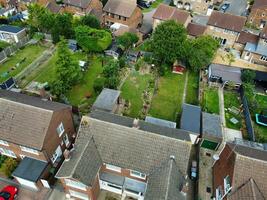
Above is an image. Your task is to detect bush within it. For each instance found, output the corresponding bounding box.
[93,77,106,93]
[2,158,18,178]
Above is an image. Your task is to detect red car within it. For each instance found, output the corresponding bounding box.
[0,186,18,200]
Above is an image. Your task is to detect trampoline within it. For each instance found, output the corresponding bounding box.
[255,114,267,126]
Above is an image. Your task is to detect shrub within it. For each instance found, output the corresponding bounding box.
[2,158,18,178]
[93,77,106,93]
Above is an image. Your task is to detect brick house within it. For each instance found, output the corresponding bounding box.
[248,0,267,29]
[56,110,193,200]
[0,90,76,188]
[241,27,267,66]
[233,31,259,51]
[103,0,142,28]
[206,11,246,47]
[212,140,267,200]
[152,4,191,29]
[62,0,102,17]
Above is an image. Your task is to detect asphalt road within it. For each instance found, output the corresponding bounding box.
[224,0,247,16]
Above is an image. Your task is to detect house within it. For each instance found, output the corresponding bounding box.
[104,42,123,59]
[0,25,26,43]
[187,22,206,38]
[233,31,259,51]
[45,1,62,14]
[213,139,267,199]
[56,110,193,200]
[0,90,76,189]
[152,4,191,29]
[91,88,121,113]
[180,103,201,144]
[201,112,223,151]
[208,64,242,87]
[103,0,142,28]
[248,0,267,29]
[241,27,267,66]
[62,0,102,17]
[206,11,246,47]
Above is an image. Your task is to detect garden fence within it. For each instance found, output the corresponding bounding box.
[239,86,255,141]
[0,36,30,63]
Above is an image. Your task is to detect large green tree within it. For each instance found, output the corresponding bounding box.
[151,20,187,64]
[102,60,120,89]
[51,39,82,97]
[75,25,112,53]
[80,14,101,29]
[187,35,219,71]
[117,32,139,50]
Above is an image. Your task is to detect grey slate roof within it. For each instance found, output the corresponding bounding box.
[209,64,242,84]
[0,25,24,33]
[0,90,70,150]
[145,158,186,200]
[145,116,177,128]
[244,42,267,57]
[180,103,201,134]
[92,88,120,112]
[202,112,223,141]
[12,157,48,182]
[56,116,192,187]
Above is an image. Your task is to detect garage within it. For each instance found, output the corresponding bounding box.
[12,157,48,191]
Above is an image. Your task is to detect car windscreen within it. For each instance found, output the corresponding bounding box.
[0,192,11,200]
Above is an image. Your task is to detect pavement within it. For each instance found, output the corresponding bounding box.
[223,0,248,16]
[224,128,243,142]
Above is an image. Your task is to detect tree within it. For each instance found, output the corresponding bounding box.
[117,32,139,50]
[93,77,106,93]
[52,13,74,43]
[187,35,219,71]
[75,26,112,53]
[241,69,256,83]
[2,158,18,178]
[102,60,120,89]
[80,15,100,29]
[50,39,82,97]
[151,20,187,65]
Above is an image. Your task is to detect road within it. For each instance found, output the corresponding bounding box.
[224,0,247,16]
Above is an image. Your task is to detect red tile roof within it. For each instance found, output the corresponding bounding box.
[187,23,206,37]
[252,0,267,10]
[237,31,259,44]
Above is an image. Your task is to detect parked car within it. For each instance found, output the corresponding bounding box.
[0,186,18,200]
[220,3,230,12]
[137,0,151,9]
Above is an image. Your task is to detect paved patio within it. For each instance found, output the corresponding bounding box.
[224,128,243,142]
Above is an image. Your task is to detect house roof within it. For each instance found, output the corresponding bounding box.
[0,25,24,33]
[251,0,267,10]
[46,1,61,13]
[228,178,265,200]
[237,31,259,45]
[56,115,192,188]
[187,23,206,37]
[103,0,137,18]
[0,90,70,150]
[202,112,223,140]
[145,116,176,128]
[244,42,267,57]
[260,26,267,39]
[209,64,242,84]
[12,157,48,182]
[180,103,201,134]
[92,88,120,112]
[63,0,92,9]
[153,4,190,25]
[207,11,246,32]
[145,158,186,200]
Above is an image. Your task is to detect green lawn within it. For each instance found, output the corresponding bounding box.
[252,94,267,142]
[142,0,164,13]
[224,91,242,130]
[202,87,219,114]
[0,44,47,83]
[149,71,185,122]
[185,71,199,105]
[121,71,154,118]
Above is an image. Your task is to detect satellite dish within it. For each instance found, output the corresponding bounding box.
[213,154,220,161]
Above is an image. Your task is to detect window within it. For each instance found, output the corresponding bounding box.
[0,147,16,158]
[69,190,89,200]
[0,140,9,146]
[106,164,121,172]
[51,145,62,163]
[56,122,65,137]
[224,175,232,194]
[130,170,146,179]
[63,134,70,146]
[65,179,87,191]
[20,146,39,155]
[260,55,267,61]
[216,187,223,200]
